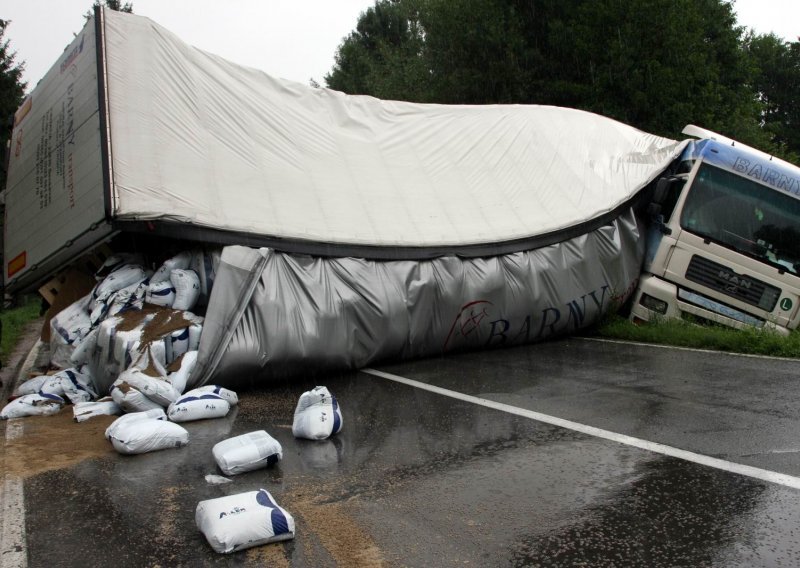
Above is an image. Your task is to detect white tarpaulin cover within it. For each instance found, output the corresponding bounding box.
[101,9,685,255]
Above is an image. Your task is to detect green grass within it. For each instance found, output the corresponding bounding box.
[0,296,42,365]
[593,314,800,358]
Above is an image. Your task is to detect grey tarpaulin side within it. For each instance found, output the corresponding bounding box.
[191,208,645,388]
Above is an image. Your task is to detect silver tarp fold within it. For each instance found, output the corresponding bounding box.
[192,209,644,388]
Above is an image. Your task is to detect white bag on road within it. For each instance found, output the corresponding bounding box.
[195,489,295,553]
[167,392,230,422]
[213,430,282,475]
[73,399,122,422]
[106,412,188,454]
[1,393,65,420]
[105,409,166,440]
[292,386,343,440]
[184,385,238,406]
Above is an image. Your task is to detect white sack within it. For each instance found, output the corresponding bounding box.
[190,248,221,306]
[70,327,99,366]
[94,253,145,281]
[108,416,189,454]
[89,299,112,328]
[12,374,51,397]
[50,294,92,345]
[39,366,98,404]
[93,265,147,304]
[164,327,190,365]
[50,294,92,367]
[108,281,147,316]
[73,398,122,422]
[212,430,282,476]
[292,386,343,440]
[113,367,180,407]
[151,251,193,284]
[170,269,200,311]
[129,347,169,378]
[1,393,64,420]
[105,408,166,439]
[167,350,198,394]
[195,489,295,553]
[110,382,164,413]
[188,323,202,352]
[185,385,238,406]
[145,281,176,307]
[167,392,230,422]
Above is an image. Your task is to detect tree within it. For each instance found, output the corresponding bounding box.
[325,0,773,151]
[0,19,26,193]
[326,1,429,101]
[745,33,800,161]
[85,0,134,19]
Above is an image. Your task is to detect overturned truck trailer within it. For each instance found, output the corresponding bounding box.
[4,8,686,388]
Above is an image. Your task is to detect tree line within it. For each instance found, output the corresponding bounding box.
[325,0,800,164]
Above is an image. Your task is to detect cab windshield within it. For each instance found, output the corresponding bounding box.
[681,163,800,275]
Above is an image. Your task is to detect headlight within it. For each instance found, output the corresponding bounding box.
[640,293,668,314]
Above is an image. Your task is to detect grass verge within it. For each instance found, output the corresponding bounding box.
[1,296,42,365]
[594,314,800,358]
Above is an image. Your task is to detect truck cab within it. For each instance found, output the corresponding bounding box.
[630,125,800,334]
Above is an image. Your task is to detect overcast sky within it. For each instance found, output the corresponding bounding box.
[3,0,799,93]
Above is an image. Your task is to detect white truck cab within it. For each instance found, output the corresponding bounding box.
[630,126,800,334]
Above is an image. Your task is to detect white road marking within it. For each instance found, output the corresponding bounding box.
[0,341,39,568]
[363,367,800,491]
[578,336,800,362]
[2,421,26,568]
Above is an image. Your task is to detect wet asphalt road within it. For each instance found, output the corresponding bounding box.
[7,336,800,567]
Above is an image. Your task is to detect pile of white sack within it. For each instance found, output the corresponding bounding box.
[1,249,220,422]
[1,260,346,556]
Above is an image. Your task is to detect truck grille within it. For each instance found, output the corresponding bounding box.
[685,255,780,312]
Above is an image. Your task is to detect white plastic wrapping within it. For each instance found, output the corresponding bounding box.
[292,386,343,440]
[1,393,65,420]
[195,489,295,553]
[212,430,282,475]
